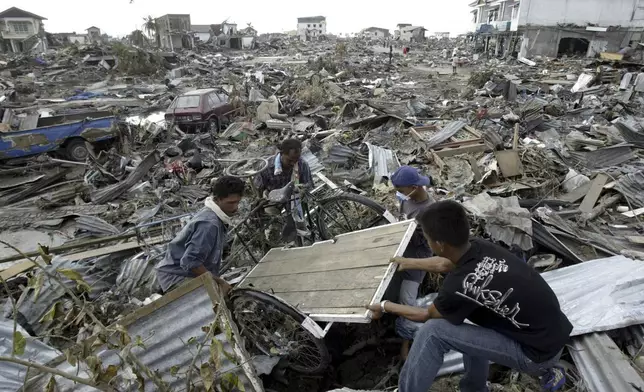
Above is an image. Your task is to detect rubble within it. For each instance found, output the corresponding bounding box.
[1,25,644,392]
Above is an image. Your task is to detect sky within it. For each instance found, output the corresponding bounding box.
[8,0,473,38]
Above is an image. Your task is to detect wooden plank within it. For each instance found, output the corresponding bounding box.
[248,245,399,277]
[579,173,609,213]
[303,307,367,315]
[495,150,524,178]
[260,222,410,263]
[0,236,166,281]
[626,236,644,245]
[623,207,644,218]
[559,182,592,203]
[435,143,486,157]
[275,288,376,311]
[239,265,387,292]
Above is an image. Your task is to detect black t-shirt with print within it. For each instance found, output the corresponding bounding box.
[433,238,573,363]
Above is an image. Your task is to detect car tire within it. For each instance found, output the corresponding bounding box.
[65,139,89,162]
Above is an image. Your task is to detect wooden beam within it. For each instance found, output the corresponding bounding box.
[579,173,609,213]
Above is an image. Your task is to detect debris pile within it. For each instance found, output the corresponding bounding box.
[1,32,644,391]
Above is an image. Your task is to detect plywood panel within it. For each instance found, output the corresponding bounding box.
[239,220,416,323]
[276,289,376,310]
[240,265,387,292]
[260,223,409,263]
[246,245,398,277]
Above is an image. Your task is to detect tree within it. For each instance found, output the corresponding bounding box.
[142,16,159,47]
[129,29,147,47]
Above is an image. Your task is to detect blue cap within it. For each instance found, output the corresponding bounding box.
[391,166,431,187]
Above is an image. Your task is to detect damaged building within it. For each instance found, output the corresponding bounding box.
[155,14,193,51]
[0,7,47,54]
[361,27,391,39]
[470,0,644,58]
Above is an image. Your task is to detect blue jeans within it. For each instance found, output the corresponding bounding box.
[399,319,563,392]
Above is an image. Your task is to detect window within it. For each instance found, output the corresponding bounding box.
[10,22,31,34]
[172,95,201,108]
[308,24,311,27]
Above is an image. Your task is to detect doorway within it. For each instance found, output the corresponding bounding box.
[558,37,590,57]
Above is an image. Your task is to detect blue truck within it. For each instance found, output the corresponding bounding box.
[0,110,118,161]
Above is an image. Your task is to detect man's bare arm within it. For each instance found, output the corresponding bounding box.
[367,302,444,322]
[191,265,209,276]
[391,256,454,273]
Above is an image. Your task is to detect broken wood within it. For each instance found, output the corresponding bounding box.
[579,173,609,213]
[578,193,622,223]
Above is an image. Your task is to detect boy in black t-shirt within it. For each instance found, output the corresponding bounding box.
[367,200,572,392]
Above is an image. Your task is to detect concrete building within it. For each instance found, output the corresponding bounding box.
[469,0,644,58]
[434,32,450,39]
[0,7,47,53]
[399,26,427,42]
[297,16,326,41]
[361,27,391,39]
[86,26,101,43]
[155,14,193,51]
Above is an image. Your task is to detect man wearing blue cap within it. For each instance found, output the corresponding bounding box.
[390,165,435,359]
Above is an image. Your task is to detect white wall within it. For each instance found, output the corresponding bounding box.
[195,32,210,42]
[297,20,326,39]
[69,35,87,44]
[519,0,644,27]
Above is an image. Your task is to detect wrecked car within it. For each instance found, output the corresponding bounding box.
[0,111,117,161]
[164,88,235,133]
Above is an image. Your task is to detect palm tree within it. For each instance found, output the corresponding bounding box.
[142,16,158,46]
[129,29,147,47]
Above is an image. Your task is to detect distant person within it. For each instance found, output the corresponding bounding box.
[253,138,314,195]
[452,54,458,75]
[389,45,394,65]
[156,176,245,294]
[368,200,572,392]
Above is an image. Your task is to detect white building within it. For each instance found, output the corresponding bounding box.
[469,0,644,58]
[192,25,211,42]
[297,16,326,41]
[361,27,391,39]
[0,7,47,53]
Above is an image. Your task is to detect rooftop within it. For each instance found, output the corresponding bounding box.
[364,27,390,32]
[86,26,100,31]
[0,6,46,20]
[298,16,326,23]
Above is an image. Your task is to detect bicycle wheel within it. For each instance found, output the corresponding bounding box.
[224,158,269,178]
[229,289,330,375]
[316,192,390,240]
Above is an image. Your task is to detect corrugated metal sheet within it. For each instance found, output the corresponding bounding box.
[74,215,120,235]
[0,319,61,392]
[614,120,644,148]
[570,333,644,392]
[30,282,263,391]
[301,148,324,174]
[615,170,644,208]
[115,247,164,298]
[365,143,399,186]
[424,121,467,149]
[567,145,635,169]
[531,220,585,264]
[544,256,644,336]
[12,254,126,336]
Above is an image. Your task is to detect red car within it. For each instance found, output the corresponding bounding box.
[165,88,235,133]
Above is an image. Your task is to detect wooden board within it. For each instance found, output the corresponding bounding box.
[0,236,166,281]
[579,173,609,213]
[238,220,416,323]
[495,150,524,178]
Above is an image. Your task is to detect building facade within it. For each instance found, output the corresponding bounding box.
[400,26,426,42]
[361,27,391,39]
[469,0,644,58]
[0,7,47,53]
[86,26,101,43]
[297,16,326,41]
[155,14,192,50]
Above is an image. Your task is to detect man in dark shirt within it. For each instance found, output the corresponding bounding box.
[253,138,314,195]
[368,200,572,392]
